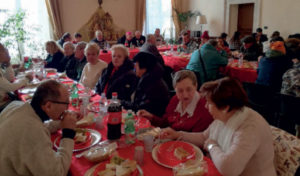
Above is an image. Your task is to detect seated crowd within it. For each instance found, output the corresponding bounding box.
[0,26,300,176]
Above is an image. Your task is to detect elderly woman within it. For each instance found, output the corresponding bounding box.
[138,70,213,132]
[0,43,33,112]
[57,41,75,72]
[96,44,137,100]
[161,77,276,176]
[45,41,64,70]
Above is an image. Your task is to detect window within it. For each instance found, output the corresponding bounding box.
[0,0,50,63]
[144,0,175,40]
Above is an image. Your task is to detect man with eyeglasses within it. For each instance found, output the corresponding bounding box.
[0,80,77,176]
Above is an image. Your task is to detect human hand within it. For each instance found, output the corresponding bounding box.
[204,138,218,151]
[25,73,33,82]
[160,127,180,140]
[61,111,78,130]
[137,109,153,119]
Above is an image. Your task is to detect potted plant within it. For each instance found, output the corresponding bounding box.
[0,10,43,64]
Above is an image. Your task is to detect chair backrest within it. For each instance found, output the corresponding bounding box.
[276,93,300,134]
[271,126,300,176]
[242,82,279,125]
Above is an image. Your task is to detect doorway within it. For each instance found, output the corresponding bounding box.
[237,3,254,37]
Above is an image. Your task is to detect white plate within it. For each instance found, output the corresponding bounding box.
[54,129,101,152]
[19,87,37,94]
[151,141,204,169]
[84,162,143,176]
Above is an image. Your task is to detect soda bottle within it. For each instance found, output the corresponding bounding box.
[71,83,79,107]
[107,92,122,140]
[124,110,135,144]
[24,58,32,69]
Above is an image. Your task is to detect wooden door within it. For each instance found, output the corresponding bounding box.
[238,3,254,37]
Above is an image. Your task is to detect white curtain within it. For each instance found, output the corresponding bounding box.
[144,0,175,39]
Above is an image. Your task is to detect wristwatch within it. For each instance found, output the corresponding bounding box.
[207,143,217,151]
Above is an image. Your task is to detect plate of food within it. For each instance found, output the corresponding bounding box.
[136,127,161,141]
[152,141,203,168]
[54,128,101,152]
[84,155,143,176]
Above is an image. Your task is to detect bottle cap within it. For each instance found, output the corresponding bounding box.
[112,92,118,97]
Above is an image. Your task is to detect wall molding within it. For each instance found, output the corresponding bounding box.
[224,0,261,34]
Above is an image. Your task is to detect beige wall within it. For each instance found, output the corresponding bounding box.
[59,0,136,37]
[185,0,300,39]
[184,0,225,37]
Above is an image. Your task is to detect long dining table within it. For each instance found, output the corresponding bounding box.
[17,73,222,176]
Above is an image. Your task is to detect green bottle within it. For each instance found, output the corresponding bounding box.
[124,110,135,144]
[71,83,79,107]
[24,58,32,69]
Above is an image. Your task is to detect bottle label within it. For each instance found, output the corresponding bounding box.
[108,112,122,125]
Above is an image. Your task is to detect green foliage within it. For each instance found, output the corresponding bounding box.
[174,9,195,22]
[0,10,43,63]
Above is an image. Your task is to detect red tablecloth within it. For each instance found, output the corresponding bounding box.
[220,60,258,83]
[98,46,178,64]
[19,73,221,176]
[162,54,190,72]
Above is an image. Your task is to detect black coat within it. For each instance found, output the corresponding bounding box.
[132,36,146,47]
[65,56,87,81]
[122,63,170,117]
[57,54,73,72]
[96,59,137,101]
[117,35,134,47]
[45,51,64,70]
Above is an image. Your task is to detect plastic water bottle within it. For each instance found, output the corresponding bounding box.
[99,93,107,114]
[124,110,135,144]
[238,56,244,68]
[71,84,79,107]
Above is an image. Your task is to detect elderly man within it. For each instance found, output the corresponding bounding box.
[0,80,77,175]
[140,34,173,90]
[154,28,165,46]
[65,42,87,80]
[132,31,146,47]
[91,30,109,49]
[178,32,198,54]
[58,42,75,72]
[118,32,134,47]
[0,43,33,112]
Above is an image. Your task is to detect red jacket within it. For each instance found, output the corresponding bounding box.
[151,95,214,132]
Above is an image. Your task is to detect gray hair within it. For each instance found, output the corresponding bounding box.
[146,34,155,42]
[63,41,75,49]
[95,30,103,36]
[31,80,63,106]
[173,70,198,88]
[111,44,129,58]
[76,41,87,50]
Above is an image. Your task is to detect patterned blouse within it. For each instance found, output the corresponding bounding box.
[281,62,300,97]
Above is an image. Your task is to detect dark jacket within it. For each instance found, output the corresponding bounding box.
[132,35,146,47]
[57,54,74,72]
[117,35,134,47]
[65,56,87,81]
[57,39,64,48]
[122,63,170,117]
[90,38,108,49]
[252,33,268,44]
[240,43,263,61]
[140,43,173,90]
[96,59,137,101]
[45,51,64,70]
[256,51,293,91]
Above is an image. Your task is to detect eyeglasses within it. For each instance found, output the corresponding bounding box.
[49,100,70,105]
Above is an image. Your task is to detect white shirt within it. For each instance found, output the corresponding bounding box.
[0,65,28,106]
[175,91,200,117]
[80,60,107,89]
